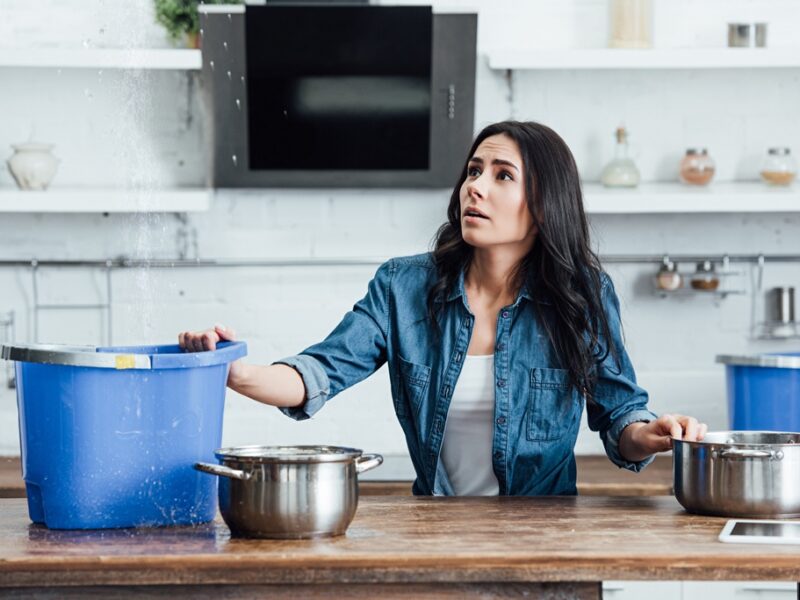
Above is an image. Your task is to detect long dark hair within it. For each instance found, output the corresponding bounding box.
[427,121,618,401]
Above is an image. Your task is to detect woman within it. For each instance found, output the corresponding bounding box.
[180,121,707,496]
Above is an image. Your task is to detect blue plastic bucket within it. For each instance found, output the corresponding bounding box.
[2,341,247,529]
[717,353,800,431]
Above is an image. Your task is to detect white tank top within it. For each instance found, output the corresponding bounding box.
[440,354,500,496]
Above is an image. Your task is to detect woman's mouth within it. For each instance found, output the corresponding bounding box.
[463,207,489,221]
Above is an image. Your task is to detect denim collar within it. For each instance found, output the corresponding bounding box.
[445,267,534,307]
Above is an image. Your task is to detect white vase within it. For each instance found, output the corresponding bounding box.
[7,143,60,190]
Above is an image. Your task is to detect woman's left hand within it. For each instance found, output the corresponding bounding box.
[621,414,708,461]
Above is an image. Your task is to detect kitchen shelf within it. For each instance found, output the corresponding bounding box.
[0,188,211,213]
[0,48,201,70]
[488,48,800,70]
[655,288,745,299]
[583,182,800,214]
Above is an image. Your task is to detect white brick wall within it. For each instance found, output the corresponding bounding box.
[1,0,799,458]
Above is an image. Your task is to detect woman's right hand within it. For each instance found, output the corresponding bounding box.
[178,324,235,353]
[178,324,245,386]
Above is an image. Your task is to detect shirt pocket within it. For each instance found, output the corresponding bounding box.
[526,367,581,441]
[396,356,431,418]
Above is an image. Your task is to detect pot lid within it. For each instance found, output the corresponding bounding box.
[214,445,364,463]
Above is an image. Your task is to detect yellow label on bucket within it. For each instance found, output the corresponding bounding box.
[115,355,136,370]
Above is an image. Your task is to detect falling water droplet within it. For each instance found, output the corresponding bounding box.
[235,98,241,110]
[232,154,238,166]
[226,70,231,80]
[209,60,215,71]
[240,75,245,84]
[223,41,228,51]
[199,28,204,36]
[82,39,91,48]
[227,13,232,21]
[98,69,103,77]
[85,89,94,100]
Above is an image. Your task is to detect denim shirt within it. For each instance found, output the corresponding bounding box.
[275,253,657,496]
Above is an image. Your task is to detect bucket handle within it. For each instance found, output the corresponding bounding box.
[355,453,383,474]
[194,462,252,480]
[720,448,784,461]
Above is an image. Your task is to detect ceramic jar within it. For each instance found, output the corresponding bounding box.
[6,143,60,190]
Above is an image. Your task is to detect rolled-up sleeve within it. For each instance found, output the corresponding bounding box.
[273,259,393,421]
[587,275,658,472]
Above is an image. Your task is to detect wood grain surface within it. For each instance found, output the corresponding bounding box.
[0,495,798,588]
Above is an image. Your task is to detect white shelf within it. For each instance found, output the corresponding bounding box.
[583,182,800,214]
[0,188,211,213]
[0,48,201,70]
[488,48,800,70]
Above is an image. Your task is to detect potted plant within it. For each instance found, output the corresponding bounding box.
[154,0,242,49]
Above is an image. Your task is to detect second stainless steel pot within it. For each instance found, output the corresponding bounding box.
[195,445,382,539]
[674,431,800,518]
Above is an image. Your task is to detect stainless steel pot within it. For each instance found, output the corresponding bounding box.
[674,431,800,518]
[195,445,383,538]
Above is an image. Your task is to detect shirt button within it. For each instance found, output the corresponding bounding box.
[496,417,506,425]
[501,310,510,318]
[494,451,502,459]
[497,379,506,388]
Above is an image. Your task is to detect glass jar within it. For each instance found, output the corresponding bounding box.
[679,148,715,186]
[609,0,653,49]
[655,258,682,291]
[760,147,797,186]
[690,261,720,291]
[601,126,640,188]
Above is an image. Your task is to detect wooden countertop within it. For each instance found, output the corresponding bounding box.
[0,495,798,589]
[0,454,674,498]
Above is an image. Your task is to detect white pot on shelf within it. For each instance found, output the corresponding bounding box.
[6,143,60,190]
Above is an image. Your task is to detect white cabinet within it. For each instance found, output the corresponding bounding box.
[603,581,682,599]
[684,581,798,600]
[602,581,797,599]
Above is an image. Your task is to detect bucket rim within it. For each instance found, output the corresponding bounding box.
[1,341,247,370]
[716,353,800,369]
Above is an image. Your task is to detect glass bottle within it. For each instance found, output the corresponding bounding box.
[609,0,653,49]
[655,258,682,291]
[601,126,640,188]
[679,148,715,186]
[760,147,797,186]
[690,261,720,291]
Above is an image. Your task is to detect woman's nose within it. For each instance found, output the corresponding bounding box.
[466,178,485,199]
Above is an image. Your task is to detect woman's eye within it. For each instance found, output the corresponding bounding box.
[498,171,513,181]
[467,166,481,177]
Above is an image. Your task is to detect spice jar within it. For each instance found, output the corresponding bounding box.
[679,148,715,186]
[760,147,797,186]
[690,261,720,291]
[609,0,653,49]
[655,258,682,291]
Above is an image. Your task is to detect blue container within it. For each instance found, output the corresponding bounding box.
[718,353,800,432]
[2,341,247,530]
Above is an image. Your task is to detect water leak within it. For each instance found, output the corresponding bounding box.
[231,154,238,167]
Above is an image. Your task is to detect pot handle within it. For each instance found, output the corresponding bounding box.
[719,448,784,460]
[355,453,384,474]
[194,462,252,480]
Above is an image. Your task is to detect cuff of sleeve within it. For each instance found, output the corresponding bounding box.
[271,354,330,421]
[603,409,660,473]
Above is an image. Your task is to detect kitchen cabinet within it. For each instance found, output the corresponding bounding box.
[1,496,798,598]
[603,581,681,599]
[684,581,798,599]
